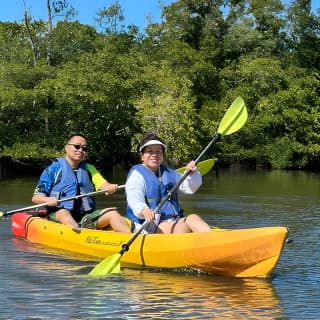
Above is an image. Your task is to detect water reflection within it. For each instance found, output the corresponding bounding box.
[1,169,320,319]
[3,219,286,319]
[109,269,286,319]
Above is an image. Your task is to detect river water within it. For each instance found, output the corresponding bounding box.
[0,166,319,319]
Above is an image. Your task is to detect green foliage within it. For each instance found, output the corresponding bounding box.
[94,1,125,34]
[286,0,320,69]
[257,137,308,169]
[234,69,320,168]
[0,0,319,170]
[48,21,99,65]
[0,143,62,159]
[132,61,198,162]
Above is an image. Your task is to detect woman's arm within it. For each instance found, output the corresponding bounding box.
[126,170,149,219]
[178,161,202,194]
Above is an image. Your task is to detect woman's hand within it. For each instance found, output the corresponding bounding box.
[141,208,155,222]
[185,160,197,175]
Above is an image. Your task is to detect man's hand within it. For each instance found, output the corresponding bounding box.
[104,183,118,195]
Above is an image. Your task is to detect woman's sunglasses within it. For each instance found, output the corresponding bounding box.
[67,144,88,152]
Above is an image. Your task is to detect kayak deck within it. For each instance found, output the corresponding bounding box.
[12,212,288,277]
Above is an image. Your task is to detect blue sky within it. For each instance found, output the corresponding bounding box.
[0,0,319,31]
[0,0,175,30]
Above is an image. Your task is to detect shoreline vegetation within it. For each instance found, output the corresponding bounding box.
[1,154,316,182]
[0,1,319,172]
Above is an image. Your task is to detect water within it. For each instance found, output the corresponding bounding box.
[0,167,319,319]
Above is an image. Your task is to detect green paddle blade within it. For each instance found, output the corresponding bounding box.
[176,158,216,176]
[218,97,247,136]
[88,253,121,277]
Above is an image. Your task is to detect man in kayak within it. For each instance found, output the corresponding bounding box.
[32,134,131,232]
[125,133,212,234]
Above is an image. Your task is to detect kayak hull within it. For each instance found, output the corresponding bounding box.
[11,212,288,277]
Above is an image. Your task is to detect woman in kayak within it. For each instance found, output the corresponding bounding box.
[126,133,211,234]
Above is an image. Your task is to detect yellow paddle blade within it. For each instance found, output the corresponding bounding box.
[88,253,121,277]
[195,158,215,175]
[218,97,247,136]
[176,158,216,176]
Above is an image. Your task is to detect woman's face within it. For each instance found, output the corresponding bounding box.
[141,144,164,172]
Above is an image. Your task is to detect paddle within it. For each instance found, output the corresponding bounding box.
[88,96,247,277]
[0,159,213,220]
[176,158,215,176]
[0,185,125,219]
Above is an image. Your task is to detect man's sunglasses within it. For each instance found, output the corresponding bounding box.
[67,144,88,152]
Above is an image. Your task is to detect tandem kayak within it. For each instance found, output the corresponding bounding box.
[11,212,288,278]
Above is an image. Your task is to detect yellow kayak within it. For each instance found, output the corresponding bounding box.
[12,212,288,277]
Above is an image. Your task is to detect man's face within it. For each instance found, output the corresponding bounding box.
[65,136,88,163]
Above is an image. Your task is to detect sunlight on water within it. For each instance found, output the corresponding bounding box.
[0,168,319,319]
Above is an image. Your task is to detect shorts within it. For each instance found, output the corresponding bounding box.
[47,207,118,229]
[132,221,158,234]
[132,217,181,234]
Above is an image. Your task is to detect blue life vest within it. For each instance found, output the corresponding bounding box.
[49,158,95,213]
[127,164,183,224]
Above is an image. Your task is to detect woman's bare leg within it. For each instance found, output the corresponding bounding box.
[184,214,211,232]
[158,219,191,234]
[158,214,211,233]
